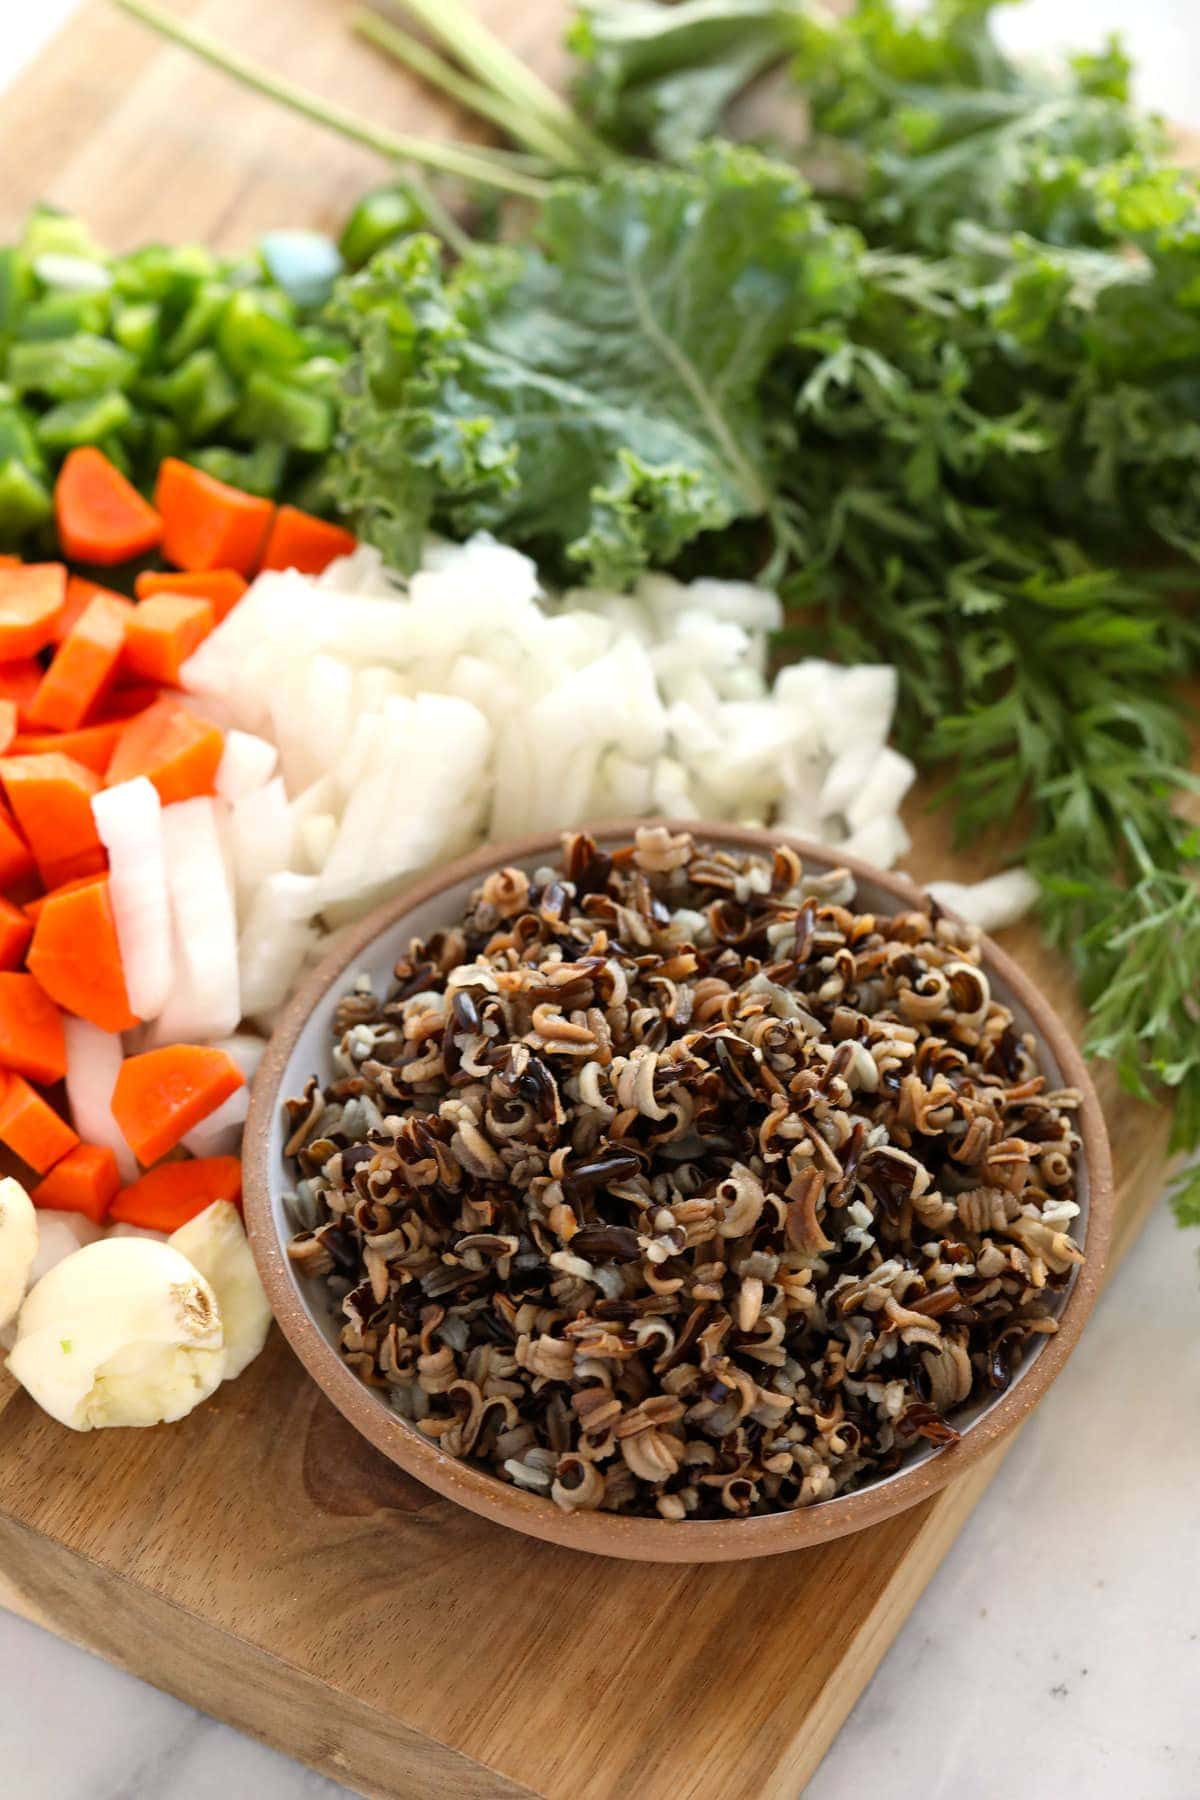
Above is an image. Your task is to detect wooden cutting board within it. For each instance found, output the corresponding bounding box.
[0,3,1181,1795]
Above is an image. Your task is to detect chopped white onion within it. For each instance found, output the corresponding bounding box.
[62,1016,136,1183]
[180,1085,250,1158]
[90,778,172,1021]
[926,869,1040,934]
[215,730,278,802]
[209,1033,267,1085]
[181,535,917,978]
[228,776,292,902]
[153,800,241,1043]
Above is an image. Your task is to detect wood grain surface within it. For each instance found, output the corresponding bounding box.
[0,3,1181,1796]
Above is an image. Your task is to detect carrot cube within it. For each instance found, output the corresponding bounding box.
[124,594,214,685]
[27,875,137,1034]
[0,1073,79,1173]
[0,894,33,968]
[260,506,356,576]
[0,971,67,1084]
[0,564,66,659]
[112,1045,244,1166]
[109,1156,243,1231]
[31,1142,121,1224]
[0,752,105,888]
[105,697,222,806]
[27,590,132,732]
[154,458,274,576]
[134,567,248,622]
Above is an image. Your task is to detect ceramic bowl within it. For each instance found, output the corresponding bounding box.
[243,822,1113,1563]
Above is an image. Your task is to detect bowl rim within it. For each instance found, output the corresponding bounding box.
[243,820,1114,1563]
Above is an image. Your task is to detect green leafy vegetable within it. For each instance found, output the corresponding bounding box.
[330,147,856,584]
[102,0,1200,1202]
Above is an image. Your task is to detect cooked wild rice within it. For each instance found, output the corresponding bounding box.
[283,828,1083,1520]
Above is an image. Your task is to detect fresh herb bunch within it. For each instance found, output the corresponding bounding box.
[114,0,1200,1204]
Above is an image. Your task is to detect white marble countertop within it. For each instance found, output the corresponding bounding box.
[2,4,1200,1797]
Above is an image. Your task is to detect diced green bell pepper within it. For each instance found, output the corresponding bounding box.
[36,390,134,449]
[337,187,424,269]
[141,347,238,435]
[189,440,287,496]
[0,457,53,537]
[8,332,134,397]
[234,369,333,452]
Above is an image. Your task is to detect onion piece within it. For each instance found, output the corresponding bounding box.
[229,776,292,903]
[153,799,241,1043]
[927,870,1040,934]
[215,730,278,802]
[90,778,173,1021]
[180,1085,250,1158]
[63,1015,137,1183]
[209,1033,267,1086]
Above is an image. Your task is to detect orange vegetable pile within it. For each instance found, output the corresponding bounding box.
[0,446,355,1234]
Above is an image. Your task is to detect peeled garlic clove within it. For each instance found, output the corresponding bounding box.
[169,1201,271,1380]
[0,1178,38,1329]
[26,1207,104,1288]
[6,1237,224,1429]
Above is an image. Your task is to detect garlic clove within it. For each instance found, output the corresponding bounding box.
[6,1237,224,1429]
[169,1200,271,1380]
[0,1178,38,1330]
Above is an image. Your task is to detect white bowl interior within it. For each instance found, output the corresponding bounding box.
[262,836,1089,1503]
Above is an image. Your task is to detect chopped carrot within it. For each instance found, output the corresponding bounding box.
[0,752,105,887]
[31,1142,120,1224]
[0,564,66,658]
[26,589,132,732]
[109,1156,243,1232]
[0,1073,79,1173]
[0,895,33,968]
[22,875,103,925]
[0,556,18,567]
[95,683,159,723]
[111,1045,244,1166]
[124,593,214,686]
[261,506,356,576]
[134,567,248,622]
[0,971,66,1084]
[0,700,16,756]
[154,458,274,576]
[0,802,35,889]
[10,720,125,778]
[27,875,137,1033]
[0,659,45,728]
[55,446,163,566]
[105,696,222,805]
[55,575,124,645]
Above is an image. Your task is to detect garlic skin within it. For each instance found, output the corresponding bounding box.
[6,1238,224,1429]
[169,1201,271,1380]
[0,1179,38,1329]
